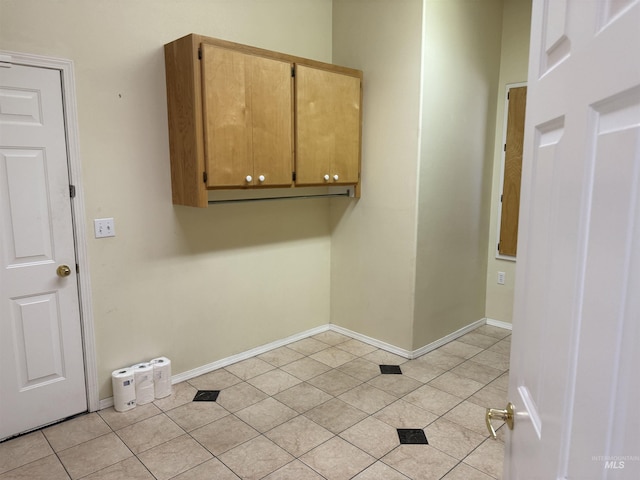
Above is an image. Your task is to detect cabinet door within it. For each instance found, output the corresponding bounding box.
[250,55,294,186]
[201,45,293,187]
[295,65,361,185]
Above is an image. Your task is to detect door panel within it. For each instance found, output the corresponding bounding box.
[0,87,43,124]
[202,45,253,187]
[541,0,570,72]
[201,45,293,187]
[2,149,52,260]
[12,293,65,386]
[296,65,361,185]
[250,55,293,186]
[506,0,640,478]
[566,87,640,477]
[0,63,86,440]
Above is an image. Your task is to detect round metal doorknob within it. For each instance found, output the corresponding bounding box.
[258,175,265,182]
[324,174,330,181]
[333,174,339,181]
[57,265,72,277]
[245,175,253,183]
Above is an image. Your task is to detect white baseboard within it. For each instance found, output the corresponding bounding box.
[485,318,513,330]
[411,318,487,358]
[327,324,413,359]
[98,318,495,410]
[170,324,331,385]
[99,324,331,410]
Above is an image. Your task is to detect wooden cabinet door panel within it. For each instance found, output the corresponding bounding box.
[202,45,293,188]
[296,65,361,185]
[201,45,252,187]
[250,55,294,186]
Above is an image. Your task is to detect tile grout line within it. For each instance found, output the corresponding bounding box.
[194,331,507,478]
[1,327,509,480]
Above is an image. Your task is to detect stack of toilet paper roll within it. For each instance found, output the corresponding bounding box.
[131,362,154,405]
[111,356,172,412]
[150,356,172,399]
[111,368,136,412]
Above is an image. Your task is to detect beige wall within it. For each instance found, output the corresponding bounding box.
[413,0,504,348]
[330,0,424,351]
[1,0,334,400]
[485,0,532,324]
[1,0,533,402]
[331,0,505,351]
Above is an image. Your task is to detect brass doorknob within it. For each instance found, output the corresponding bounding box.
[57,265,72,277]
[486,402,514,439]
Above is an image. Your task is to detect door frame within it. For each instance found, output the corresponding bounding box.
[1,50,99,413]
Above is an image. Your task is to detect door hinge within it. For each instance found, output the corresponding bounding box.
[504,144,507,152]
[203,171,208,183]
[198,47,202,60]
[507,91,510,100]
[291,66,295,78]
[501,194,503,202]
[498,242,501,251]
[69,185,76,198]
[76,264,80,274]
[292,171,296,181]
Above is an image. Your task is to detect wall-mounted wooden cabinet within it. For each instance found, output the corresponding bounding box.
[164,34,363,207]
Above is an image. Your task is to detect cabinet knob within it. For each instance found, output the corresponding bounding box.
[245,175,253,183]
[258,175,265,183]
[324,174,330,181]
[333,174,339,181]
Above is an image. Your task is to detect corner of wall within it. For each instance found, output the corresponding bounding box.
[413,0,504,349]
[484,0,532,325]
[329,0,423,352]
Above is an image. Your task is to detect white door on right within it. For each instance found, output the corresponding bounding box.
[505,0,640,479]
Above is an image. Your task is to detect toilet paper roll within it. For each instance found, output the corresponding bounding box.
[112,368,136,412]
[150,357,172,399]
[131,362,154,405]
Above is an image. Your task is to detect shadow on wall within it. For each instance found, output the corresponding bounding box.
[172,197,336,253]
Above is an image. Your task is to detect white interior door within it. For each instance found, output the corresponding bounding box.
[0,62,87,440]
[504,1,640,478]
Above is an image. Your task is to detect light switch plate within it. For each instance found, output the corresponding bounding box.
[94,218,115,238]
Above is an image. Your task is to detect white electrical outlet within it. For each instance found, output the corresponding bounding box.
[497,271,506,285]
[94,218,115,238]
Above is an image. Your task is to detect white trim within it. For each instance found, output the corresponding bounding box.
[171,324,331,384]
[99,398,114,411]
[411,318,487,358]
[99,324,332,410]
[495,81,527,262]
[496,252,517,263]
[327,324,413,359]
[98,319,492,410]
[486,317,513,330]
[1,50,100,412]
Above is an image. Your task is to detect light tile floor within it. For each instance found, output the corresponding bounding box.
[0,324,511,480]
